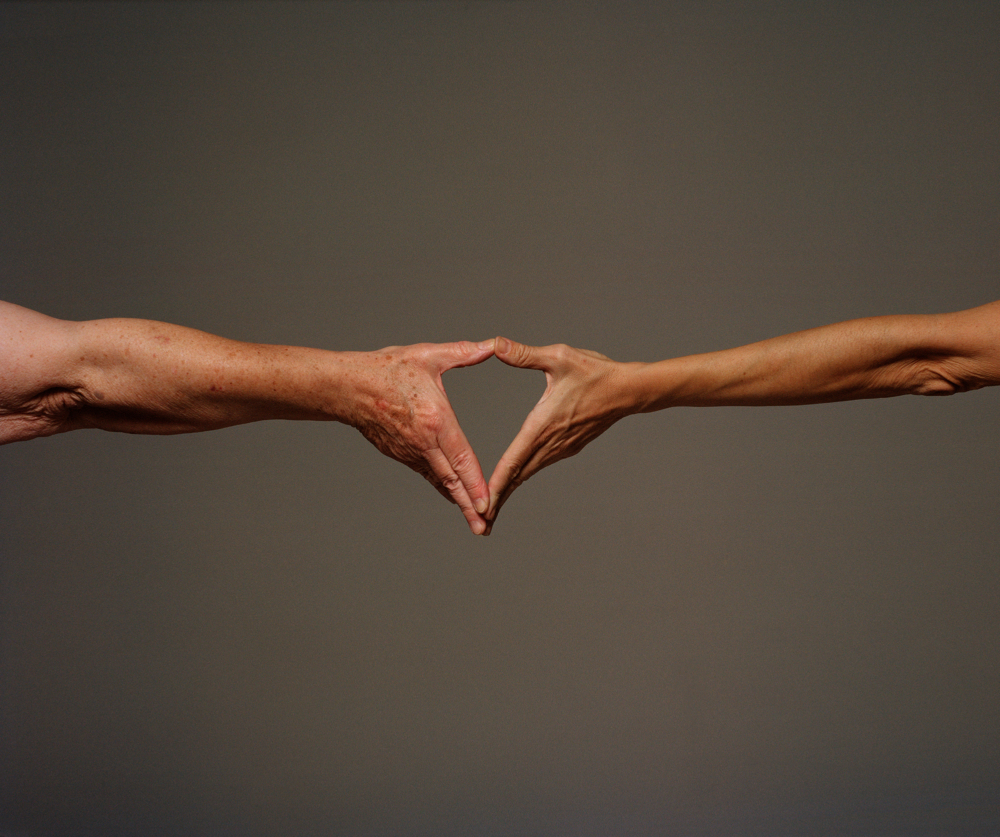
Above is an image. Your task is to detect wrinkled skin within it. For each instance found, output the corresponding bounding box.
[0,300,497,535]
[344,340,496,535]
[484,337,639,535]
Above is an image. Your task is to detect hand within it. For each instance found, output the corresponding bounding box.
[345,339,495,535]
[485,337,639,534]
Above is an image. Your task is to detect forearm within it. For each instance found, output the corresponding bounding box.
[3,301,494,531]
[629,303,1000,412]
[0,312,370,442]
[66,318,367,434]
[483,303,1000,530]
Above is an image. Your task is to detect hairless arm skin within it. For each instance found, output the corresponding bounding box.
[0,301,495,534]
[485,300,1000,533]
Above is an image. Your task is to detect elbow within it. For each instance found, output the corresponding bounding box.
[0,387,87,443]
[909,358,985,397]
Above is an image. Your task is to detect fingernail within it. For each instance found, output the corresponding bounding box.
[478,338,495,351]
[497,337,511,354]
[472,519,485,535]
[474,497,488,514]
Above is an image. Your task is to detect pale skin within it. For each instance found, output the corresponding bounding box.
[0,301,495,534]
[485,300,1000,534]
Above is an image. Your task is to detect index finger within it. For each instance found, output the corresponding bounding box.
[438,408,491,512]
[483,408,546,533]
[424,444,488,535]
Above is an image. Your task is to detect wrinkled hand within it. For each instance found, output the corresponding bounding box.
[346,339,495,535]
[485,337,639,534]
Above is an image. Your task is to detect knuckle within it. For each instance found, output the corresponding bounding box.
[505,340,526,361]
[499,461,525,489]
[552,343,572,361]
[416,406,444,436]
[410,344,437,365]
[448,446,476,474]
[440,472,463,492]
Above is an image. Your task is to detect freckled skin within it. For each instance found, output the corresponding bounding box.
[0,301,495,534]
[322,342,496,532]
[19,297,995,536]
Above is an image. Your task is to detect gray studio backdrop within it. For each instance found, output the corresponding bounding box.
[2,3,998,835]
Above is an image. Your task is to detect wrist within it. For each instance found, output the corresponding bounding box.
[186,343,364,427]
[318,350,397,429]
[633,355,721,411]
[608,361,657,417]
[616,361,662,414]
[300,349,371,426]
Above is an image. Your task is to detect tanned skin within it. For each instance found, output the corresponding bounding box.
[0,301,495,535]
[485,301,1000,533]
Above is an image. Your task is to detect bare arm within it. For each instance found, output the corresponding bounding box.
[633,301,1000,409]
[0,301,494,534]
[486,301,1000,532]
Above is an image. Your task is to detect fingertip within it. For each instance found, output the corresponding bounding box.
[444,339,494,369]
[484,485,501,519]
[495,337,543,370]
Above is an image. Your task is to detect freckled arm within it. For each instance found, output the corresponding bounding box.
[0,300,495,534]
[64,317,361,435]
[0,302,359,440]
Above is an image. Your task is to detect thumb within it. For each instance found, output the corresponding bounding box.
[494,337,548,371]
[436,338,496,372]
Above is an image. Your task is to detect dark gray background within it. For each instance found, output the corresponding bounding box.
[2,2,998,835]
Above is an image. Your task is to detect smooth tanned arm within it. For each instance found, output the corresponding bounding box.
[632,301,1000,410]
[485,301,1000,532]
[0,301,495,534]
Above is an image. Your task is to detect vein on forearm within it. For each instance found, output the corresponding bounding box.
[636,309,1000,411]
